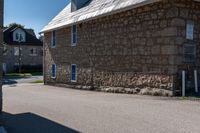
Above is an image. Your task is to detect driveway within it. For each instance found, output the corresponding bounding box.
[2,76,43,85]
[2,84,200,133]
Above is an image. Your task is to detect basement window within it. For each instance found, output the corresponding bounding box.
[51,31,56,48]
[52,64,56,79]
[71,64,77,82]
[71,25,77,46]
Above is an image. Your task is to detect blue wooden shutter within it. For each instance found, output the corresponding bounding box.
[71,64,76,81]
[72,25,77,45]
[52,64,56,79]
[52,31,56,47]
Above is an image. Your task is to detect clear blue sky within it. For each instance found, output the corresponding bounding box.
[4,0,69,37]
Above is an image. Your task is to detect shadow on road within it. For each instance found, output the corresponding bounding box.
[2,79,18,85]
[2,75,43,85]
[1,112,80,133]
[2,76,31,85]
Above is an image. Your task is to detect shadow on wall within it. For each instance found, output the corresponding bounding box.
[1,112,80,133]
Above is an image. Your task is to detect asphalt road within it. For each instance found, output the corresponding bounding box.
[2,84,200,133]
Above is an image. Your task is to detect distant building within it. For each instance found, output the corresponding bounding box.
[3,25,43,73]
[41,0,200,96]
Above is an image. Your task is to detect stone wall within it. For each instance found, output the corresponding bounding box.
[172,1,200,92]
[44,0,200,96]
[0,0,3,113]
[3,45,43,72]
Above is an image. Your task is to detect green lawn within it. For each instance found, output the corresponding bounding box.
[6,72,43,77]
[178,96,200,100]
[31,80,44,84]
[6,73,32,77]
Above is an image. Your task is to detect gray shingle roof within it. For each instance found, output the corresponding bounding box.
[41,0,161,33]
[41,0,200,33]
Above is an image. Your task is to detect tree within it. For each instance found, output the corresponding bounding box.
[7,23,25,28]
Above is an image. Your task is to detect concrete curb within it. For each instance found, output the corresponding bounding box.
[0,127,7,133]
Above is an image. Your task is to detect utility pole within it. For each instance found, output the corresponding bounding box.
[18,34,23,73]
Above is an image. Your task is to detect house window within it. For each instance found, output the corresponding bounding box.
[15,33,19,40]
[51,31,56,48]
[186,21,194,40]
[71,64,77,82]
[30,48,38,56]
[71,25,77,46]
[14,47,22,56]
[14,47,19,56]
[13,29,26,42]
[52,64,56,79]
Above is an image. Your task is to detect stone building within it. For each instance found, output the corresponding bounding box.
[41,0,200,96]
[0,0,3,112]
[3,25,43,73]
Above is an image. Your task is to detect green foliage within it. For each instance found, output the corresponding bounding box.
[6,73,32,77]
[179,96,200,100]
[31,80,44,84]
[7,23,25,28]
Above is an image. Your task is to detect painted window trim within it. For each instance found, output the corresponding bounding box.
[14,47,21,56]
[51,64,56,79]
[13,29,26,42]
[51,31,56,48]
[71,25,77,47]
[71,64,77,82]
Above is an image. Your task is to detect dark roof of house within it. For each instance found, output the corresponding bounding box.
[4,26,43,46]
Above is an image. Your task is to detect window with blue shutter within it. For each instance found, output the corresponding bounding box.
[52,64,56,79]
[51,31,56,48]
[71,64,77,81]
[71,25,77,46]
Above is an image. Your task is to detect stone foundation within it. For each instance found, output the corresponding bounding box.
[46,72,175,96]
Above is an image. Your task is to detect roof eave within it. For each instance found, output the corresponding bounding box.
[40,0,161,34]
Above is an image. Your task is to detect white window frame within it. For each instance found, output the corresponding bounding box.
[14,47,19,56]
[13,29,26,42]
[71,25,77,46]
[51,31,56,48]
[51,64,56,79]
[71,64,77,82]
